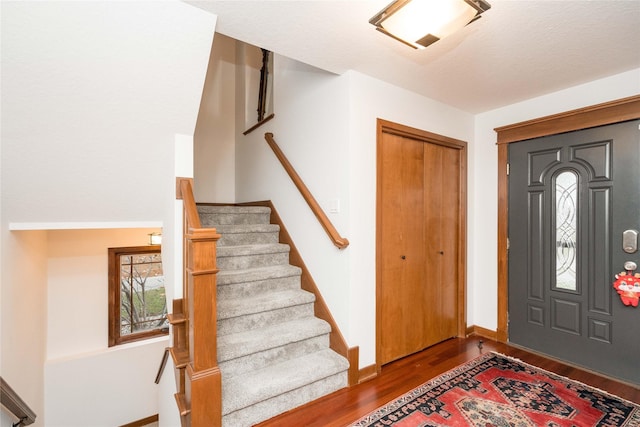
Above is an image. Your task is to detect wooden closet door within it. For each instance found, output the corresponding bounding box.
[377,121,465,366]
[378,132,427,365]
[424,142,460,344]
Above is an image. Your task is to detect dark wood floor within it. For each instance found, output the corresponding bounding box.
[256,336,640,427]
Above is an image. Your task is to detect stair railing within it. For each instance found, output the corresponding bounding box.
[172,177,222,427]
[264,133,349,249]
[1,377,37,426]
[154,347,170,384]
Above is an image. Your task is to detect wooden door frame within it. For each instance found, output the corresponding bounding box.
[494,95,640,342]
[376,119,468,370]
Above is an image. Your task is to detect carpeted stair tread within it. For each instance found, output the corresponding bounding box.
[217,243,290,257]
[218,289,315,320]
[217,266,302,300]
[222,349,349,415]
[218,335,329,380]
[221,372,346,426]
[198,205,271,226]
[217,317,330,363]
[217,243,291,269]
[198,205,271,215]
[213,223,279,234]
[217,265,301,286]
[213,223,280,246]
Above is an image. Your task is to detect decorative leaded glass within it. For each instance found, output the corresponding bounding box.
[555,171,577,290]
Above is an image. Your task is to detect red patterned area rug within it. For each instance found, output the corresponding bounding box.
[351,352,640,427]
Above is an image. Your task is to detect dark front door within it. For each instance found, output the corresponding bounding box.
[508,119,640,385]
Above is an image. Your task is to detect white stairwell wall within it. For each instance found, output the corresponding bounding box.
[1,1,216,425]
[197,39,475,370]
[43,229,165,426]
[194,33,237,204]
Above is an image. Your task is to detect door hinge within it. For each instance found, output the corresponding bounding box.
[506,163,510,176]
[507,237,510,250]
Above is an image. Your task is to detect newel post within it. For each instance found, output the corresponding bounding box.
[185,227,222,426]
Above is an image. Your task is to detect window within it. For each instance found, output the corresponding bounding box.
[108,245,168,346]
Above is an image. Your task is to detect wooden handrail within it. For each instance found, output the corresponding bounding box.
[1,377,36,426]
[155,348,170,384]
[177,178,202,230]
[264,133,349,249]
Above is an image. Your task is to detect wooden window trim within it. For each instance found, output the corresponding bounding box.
[108,245,167,347]
[494,94,640,343]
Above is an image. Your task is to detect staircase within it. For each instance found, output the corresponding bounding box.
[197,205,350,427]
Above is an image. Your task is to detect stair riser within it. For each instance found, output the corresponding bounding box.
[222,372,348,426]
[217,304,315,336]
[217,252,289,270]
[200,213,270,226]
[217,232,279,247]
[218,275,301,300]
[219,334,330,378]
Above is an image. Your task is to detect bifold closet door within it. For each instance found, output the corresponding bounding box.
[378,131,459,365]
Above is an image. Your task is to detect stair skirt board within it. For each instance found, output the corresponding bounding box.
[196,204,350,427]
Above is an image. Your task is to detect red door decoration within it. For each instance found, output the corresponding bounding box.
[613,272,640,307]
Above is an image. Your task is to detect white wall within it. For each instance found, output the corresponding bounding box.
[346,71,474,367]
[233,55,474,368]
[1,0,213,224]
[194,33,237,203]
[157,133,196,427]
[235,55,352,341]
[1,1,216,425]
[45,337,167,427]
[44,228,166,426]
[46,229,160,358]
[471,68,640,331]
[0,231,48,427]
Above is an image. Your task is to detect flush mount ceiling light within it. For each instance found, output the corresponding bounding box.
[370,0,491,49]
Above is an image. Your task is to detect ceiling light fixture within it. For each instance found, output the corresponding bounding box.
[370,0,491,49]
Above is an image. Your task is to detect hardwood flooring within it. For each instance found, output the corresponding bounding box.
[255,336,640,427]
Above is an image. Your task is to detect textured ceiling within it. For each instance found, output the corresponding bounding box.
[189,0,640,114]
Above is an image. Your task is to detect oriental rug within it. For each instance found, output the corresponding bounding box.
[351,352,640,427]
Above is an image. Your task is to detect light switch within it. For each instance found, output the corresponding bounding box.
[329,199,340,213]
